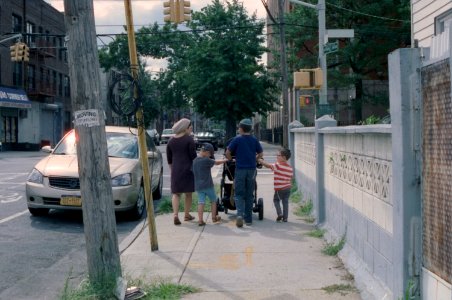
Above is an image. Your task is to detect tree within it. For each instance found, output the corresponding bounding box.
[181,0,279,138]
[285,0,410,122]
[98,1,279,137]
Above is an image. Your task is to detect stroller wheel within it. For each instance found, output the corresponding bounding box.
[258,198,264,220]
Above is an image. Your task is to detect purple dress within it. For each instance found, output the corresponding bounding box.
[166,134,197,193]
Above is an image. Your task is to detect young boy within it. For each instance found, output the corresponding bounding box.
[258,148,293,222]
[193,143,227,226]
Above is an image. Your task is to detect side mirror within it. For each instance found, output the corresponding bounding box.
[41,145,53,153]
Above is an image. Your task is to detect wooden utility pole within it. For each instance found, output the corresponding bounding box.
[63,0,122,286]
[124,0,159,250]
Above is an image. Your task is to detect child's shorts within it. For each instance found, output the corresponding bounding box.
[197,187,217,205]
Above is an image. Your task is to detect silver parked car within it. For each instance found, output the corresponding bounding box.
[160,128,175,144]
[25,126,163,220]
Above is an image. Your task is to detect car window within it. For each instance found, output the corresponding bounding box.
[53,131,77,155]
[106,133,138,159]
[162,129,173,134]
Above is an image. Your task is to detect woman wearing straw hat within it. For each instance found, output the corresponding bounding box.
[166,118,197,225]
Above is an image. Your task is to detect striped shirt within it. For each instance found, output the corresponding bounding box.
[270,162,293,191]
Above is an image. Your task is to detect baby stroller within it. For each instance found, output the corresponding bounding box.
[217,150,264,220]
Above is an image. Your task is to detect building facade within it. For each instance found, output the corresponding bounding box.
[0,0,70,150]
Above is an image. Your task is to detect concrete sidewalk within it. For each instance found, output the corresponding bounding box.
[120,173,362,299]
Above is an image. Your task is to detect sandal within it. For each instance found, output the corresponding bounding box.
[198,221,206,226]
[212,215,221,223]
[174,216,181,225]
[184,214,195,221]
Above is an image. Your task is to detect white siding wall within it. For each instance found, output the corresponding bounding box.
[412,0,452,47]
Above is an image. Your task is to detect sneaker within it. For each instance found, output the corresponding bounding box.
[283,219,288,222]
[245,222,252,226]
[276,215,283,222]
[236,216,243,228]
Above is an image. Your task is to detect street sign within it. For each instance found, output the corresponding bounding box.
[324,41,338,55]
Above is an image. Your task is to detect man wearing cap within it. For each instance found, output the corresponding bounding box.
[225,118,263,227]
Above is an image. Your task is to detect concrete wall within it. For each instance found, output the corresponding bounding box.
[291,125,394,299]
[288,48,427,300]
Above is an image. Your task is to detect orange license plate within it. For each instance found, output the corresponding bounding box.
[60,196,82,206]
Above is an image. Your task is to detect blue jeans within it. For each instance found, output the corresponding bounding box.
[234,168,256,223]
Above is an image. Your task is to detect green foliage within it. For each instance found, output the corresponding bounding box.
[294,200,313,217]
[307,228,326,238]
[289,191,302,204]
[290,179,298,194]
[358,115,381,125]
[99,1,279,138]
[60,277,117,300]
[61,277,199,300]
[322,235,346,256]
[322,284,357,296]
[285,0,411,122]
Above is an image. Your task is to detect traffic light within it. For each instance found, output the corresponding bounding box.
[10,42,29,62]
[293,68,323,89]
[10,43,19,61]
[164,0,191,24]
[23,43,30,62]
[177,0,191,23]
[163,0,177,23]
[299,95,313,108]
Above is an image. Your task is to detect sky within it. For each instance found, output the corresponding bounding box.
[45,0,267,70]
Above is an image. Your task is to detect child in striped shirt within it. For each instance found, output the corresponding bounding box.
[258,148,293,222]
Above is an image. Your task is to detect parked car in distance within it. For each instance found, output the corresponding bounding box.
[147,129,160,146]
[160,128,175,144]
[212,129,226,148]
[194,131,220,151]
[25,126,164,220]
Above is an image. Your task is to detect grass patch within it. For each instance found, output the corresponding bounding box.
[60,277,117,300]
[322,236,346,256]
[294,200,313,217]
[307,228,326,238]
[322,284,357,296]
[289,191,302,204]
[61,277,199,300]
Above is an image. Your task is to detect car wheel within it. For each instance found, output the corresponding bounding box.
[130,185,146,220]
[28,207,50,216]
[152,170,163,200]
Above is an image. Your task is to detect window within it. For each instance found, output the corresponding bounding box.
[53,71,57,93]
[58,73,63,95]
[435,9,452,34]
[64,75,70,97]
[12,14,22,33]
[26,22,36,45]
[13,63,22,87]
[27,65,36,90]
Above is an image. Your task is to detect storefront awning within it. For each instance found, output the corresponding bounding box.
[0,87,32,109]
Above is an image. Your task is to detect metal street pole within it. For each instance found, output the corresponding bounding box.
[124,0,158,251]
[279,0,290,147]
[289,0,327,105]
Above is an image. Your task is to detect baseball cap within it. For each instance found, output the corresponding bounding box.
[239,118,252,126]
[201,143,215,158]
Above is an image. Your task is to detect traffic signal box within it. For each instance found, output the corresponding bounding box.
[10,42,29,62]
[164,0,191,24]
[299,95,313,108]
[293,68,323,89]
